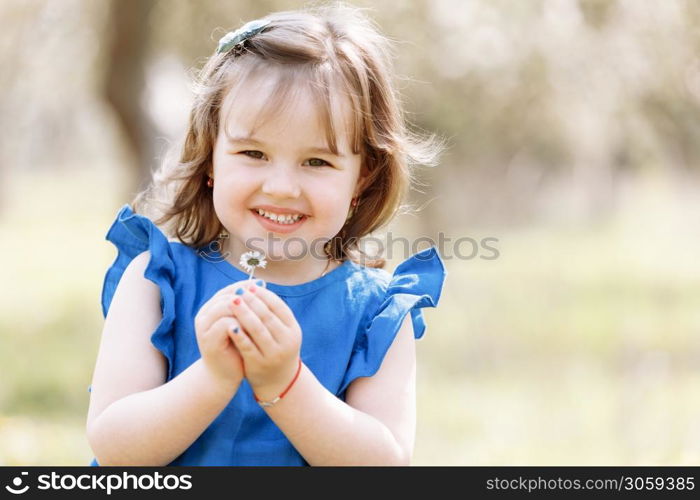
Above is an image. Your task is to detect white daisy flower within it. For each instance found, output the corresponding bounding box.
[240,250,267,280]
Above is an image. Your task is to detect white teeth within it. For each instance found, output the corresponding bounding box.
[255,209,303,224]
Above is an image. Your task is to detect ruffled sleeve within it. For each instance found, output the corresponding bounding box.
[337,246,446,396]
[98,204,177,381]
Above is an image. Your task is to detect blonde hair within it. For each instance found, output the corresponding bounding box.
[133,2,443,268]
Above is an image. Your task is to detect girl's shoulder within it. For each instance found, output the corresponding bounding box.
[104,204,202,264]
[349,247,446,295]
[101,204,205,312]
[334,246,447,396]
[345,247,447,325]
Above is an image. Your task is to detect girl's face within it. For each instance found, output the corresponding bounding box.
[211,75,366,263]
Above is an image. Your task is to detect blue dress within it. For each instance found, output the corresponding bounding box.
[88,204,446,466]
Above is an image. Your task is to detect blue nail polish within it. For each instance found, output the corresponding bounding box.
[255,279,265,287]
[235,288,245,295]
[232,326,239,334]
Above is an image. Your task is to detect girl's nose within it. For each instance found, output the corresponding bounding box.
[261,164,301,198]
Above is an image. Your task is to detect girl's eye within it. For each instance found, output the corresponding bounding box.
[306,158,332,168]
[241,150,265,160]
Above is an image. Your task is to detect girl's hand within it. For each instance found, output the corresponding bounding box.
[194,280,255,388]
[228,281,302,401]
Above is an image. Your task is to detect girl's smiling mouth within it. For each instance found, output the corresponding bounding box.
[250,208,308,233]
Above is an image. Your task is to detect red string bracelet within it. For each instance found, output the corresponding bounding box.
[254,358,303,408]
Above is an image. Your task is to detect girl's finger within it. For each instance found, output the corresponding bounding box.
[249,285,296,329]
[226,278,267,295]
[231,293,276,356]
[205,316,240,351]
[197,291,241,333]
[240,285,288,343]
[214,279,258,298]
[228,320,262,363]
[202,278,261,314]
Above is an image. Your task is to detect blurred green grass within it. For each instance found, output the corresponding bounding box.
[1,170,700,465]
[0,168,125,465]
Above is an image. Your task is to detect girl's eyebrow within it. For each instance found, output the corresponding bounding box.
[227,135,345,158]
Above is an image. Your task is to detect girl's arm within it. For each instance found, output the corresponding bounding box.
[86,251,242,466]
[257,315,416,466]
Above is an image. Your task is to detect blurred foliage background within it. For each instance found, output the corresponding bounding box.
[2,0,700,465]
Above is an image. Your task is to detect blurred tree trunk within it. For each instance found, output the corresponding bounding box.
[103,0,156,195]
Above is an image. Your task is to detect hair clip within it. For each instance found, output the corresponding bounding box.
[217,19,271,54]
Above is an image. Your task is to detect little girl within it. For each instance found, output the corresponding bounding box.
[86,3,446,466]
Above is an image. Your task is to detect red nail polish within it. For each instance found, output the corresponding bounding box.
[233,297,241,306]
[249,286,256,293]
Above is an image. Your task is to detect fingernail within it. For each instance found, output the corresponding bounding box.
[233,297,241,306]
[255,279,265,287]
[235,288,245,295]
[249,285,256,293]
[231,326,239,334]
